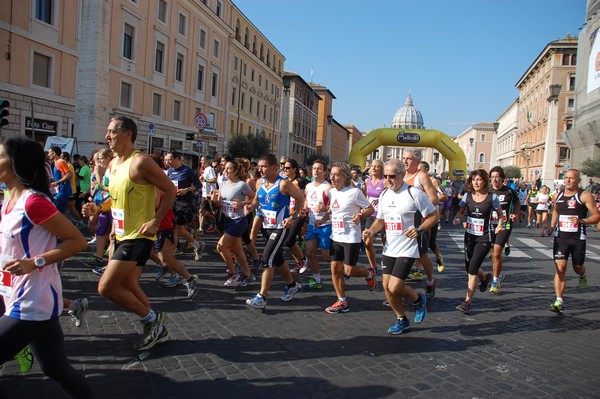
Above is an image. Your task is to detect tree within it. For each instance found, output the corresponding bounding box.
[580,157,600,177]
[504,165,522,180]
[226,132,272,160]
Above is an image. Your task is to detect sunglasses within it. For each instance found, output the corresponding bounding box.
[383,174,397,179]
[284,167,292,170]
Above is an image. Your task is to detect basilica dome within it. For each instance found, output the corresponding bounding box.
[391,94,424,129]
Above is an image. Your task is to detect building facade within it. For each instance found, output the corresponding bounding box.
[491,99,519,172]
[515,36,576,187]
[564,0,600,177]
[454,123,495,173]
[0,0,80,144]
[279,72,318,162]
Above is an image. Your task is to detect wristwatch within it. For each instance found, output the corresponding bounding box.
[34,256,47,268]
[416,226,423,234]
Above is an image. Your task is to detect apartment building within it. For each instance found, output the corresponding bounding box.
[280,72,318,162]
[491,99,519,172]
[454,123,495,173]
[227,6,284,154]
[515,36,576,187]
[0,0,80,144]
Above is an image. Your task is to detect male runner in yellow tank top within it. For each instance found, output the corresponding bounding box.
[82,116,176,350]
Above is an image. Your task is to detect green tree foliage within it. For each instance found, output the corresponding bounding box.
[226,132,272,160]
[504,165,522,180]
[580,157,600,177]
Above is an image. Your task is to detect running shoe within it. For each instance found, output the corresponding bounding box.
[68,298,88,328]
[425,277,437,301]
[297,258,308,274]
[407,269,424,281]
[85,256,104,269]
[382,300,391,307]
[87,237,97,246]
[480,273,492,292]
[290,263,303,274]
[489,273,505,294]
[238,273,256,287]
[579,275,588,289]
[194,242,206,261]
[206,226,218,233]
[14,346,34,374]
[303,278,323,289]
[325,300,349,314]
[456,301,471,315]
[92,266,106,276]
[163,274,184,288]
[246,294,266,309]
[550,299,564,315]
[436,257,445,273]
[174,248,184,256]
[504,245,511,256]
[133,318,169,351]
[387,318,410,335]
[184,275,199,299]
[224,273,241,287]
[155,265,167,281]
[527,223,531,229]
[281,282,301,301]
[541,230,546,237]
[414,292,427,324]
[366,268,378,292]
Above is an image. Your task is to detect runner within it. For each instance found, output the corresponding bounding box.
[534,185,553,236]
[489,166,520,293]
[302,159,332,290]
[363,159,437,333]
[546,169,600,315]
[245,154,304,309]
[0,137,93,398]
[453,169,504,315]
[361,159,386,277]
[401,149,440,300]
[82,116,176,350]
[321,162,375,314]
[516,182,529,225]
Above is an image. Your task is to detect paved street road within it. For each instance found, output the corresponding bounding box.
[2,222,600,398]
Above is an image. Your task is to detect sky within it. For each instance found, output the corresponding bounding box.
[233,0,586,137]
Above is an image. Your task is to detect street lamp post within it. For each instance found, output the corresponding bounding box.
[541,83,561,187]
[279,75,292,158]
[469,137,475,172]
[326,114,333,161]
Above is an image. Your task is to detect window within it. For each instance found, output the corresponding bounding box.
[171,139,182,150]
[173,99,181,121]
[567,98,574,109]
[157,0,167,23]
[234,56,238,71]
[241,93,245,110]
[243,63,247,77]
[178,13,186,36]
[562,54,570,65]
[478,153,485,163]
[257,100,260,117]
[120,82,132,108]
[32,52,51,87]
[251,69,255,82]
[213,40,220,58]
[211,72,218,97]
[35,0,53,24]
[569,76,576,91]
[480,133,486,141]
[559,147,570,160]
[231,87,236,106]
[123,24,134,59]
[152,93,162,116]
[199,29,206,49]
[196,65,204,91]
[216,1,222,17]
[155,41,164,73]
[249,97,253,114]
[175,53,184,82]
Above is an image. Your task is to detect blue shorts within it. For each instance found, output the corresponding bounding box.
[305,223,332,250]
[224,217,248,238]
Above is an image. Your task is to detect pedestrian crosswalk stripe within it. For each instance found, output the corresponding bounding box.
[514,237,553,259]
[445,232,531,258]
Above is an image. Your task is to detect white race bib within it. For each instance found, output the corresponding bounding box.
[0,255,13,297]
[384,215,403,236]
[466,216,484,236]
[558,215,579,232]
[262,209,278,229]
[331,214,345,232]
[112,208,125,236]
[221,199,238,219]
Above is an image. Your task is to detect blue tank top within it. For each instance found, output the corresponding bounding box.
[257,176,290,229]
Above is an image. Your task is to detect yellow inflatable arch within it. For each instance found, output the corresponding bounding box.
[348,128,467,178]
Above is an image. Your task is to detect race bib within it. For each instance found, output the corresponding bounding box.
[384,215,403,236]
[0,255,13,297]
[221,199,238,218]
[289,197,296,213]
[558,215,579,232]
[466,216,484,236]
[307,200,323,219]
[262,209,278,229]
[112,208,125,236]
[331,214,345,232]
[491,209,507,223]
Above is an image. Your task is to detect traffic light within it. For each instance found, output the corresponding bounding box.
[0,99,8,128]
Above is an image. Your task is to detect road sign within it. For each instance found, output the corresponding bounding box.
[194,113,207,130]
[148,122,155,137]
[203,126,216,135]
[535,170,540,175]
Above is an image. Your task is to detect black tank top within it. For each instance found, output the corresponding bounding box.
[464,192,496,241]
[554,188,588,240]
